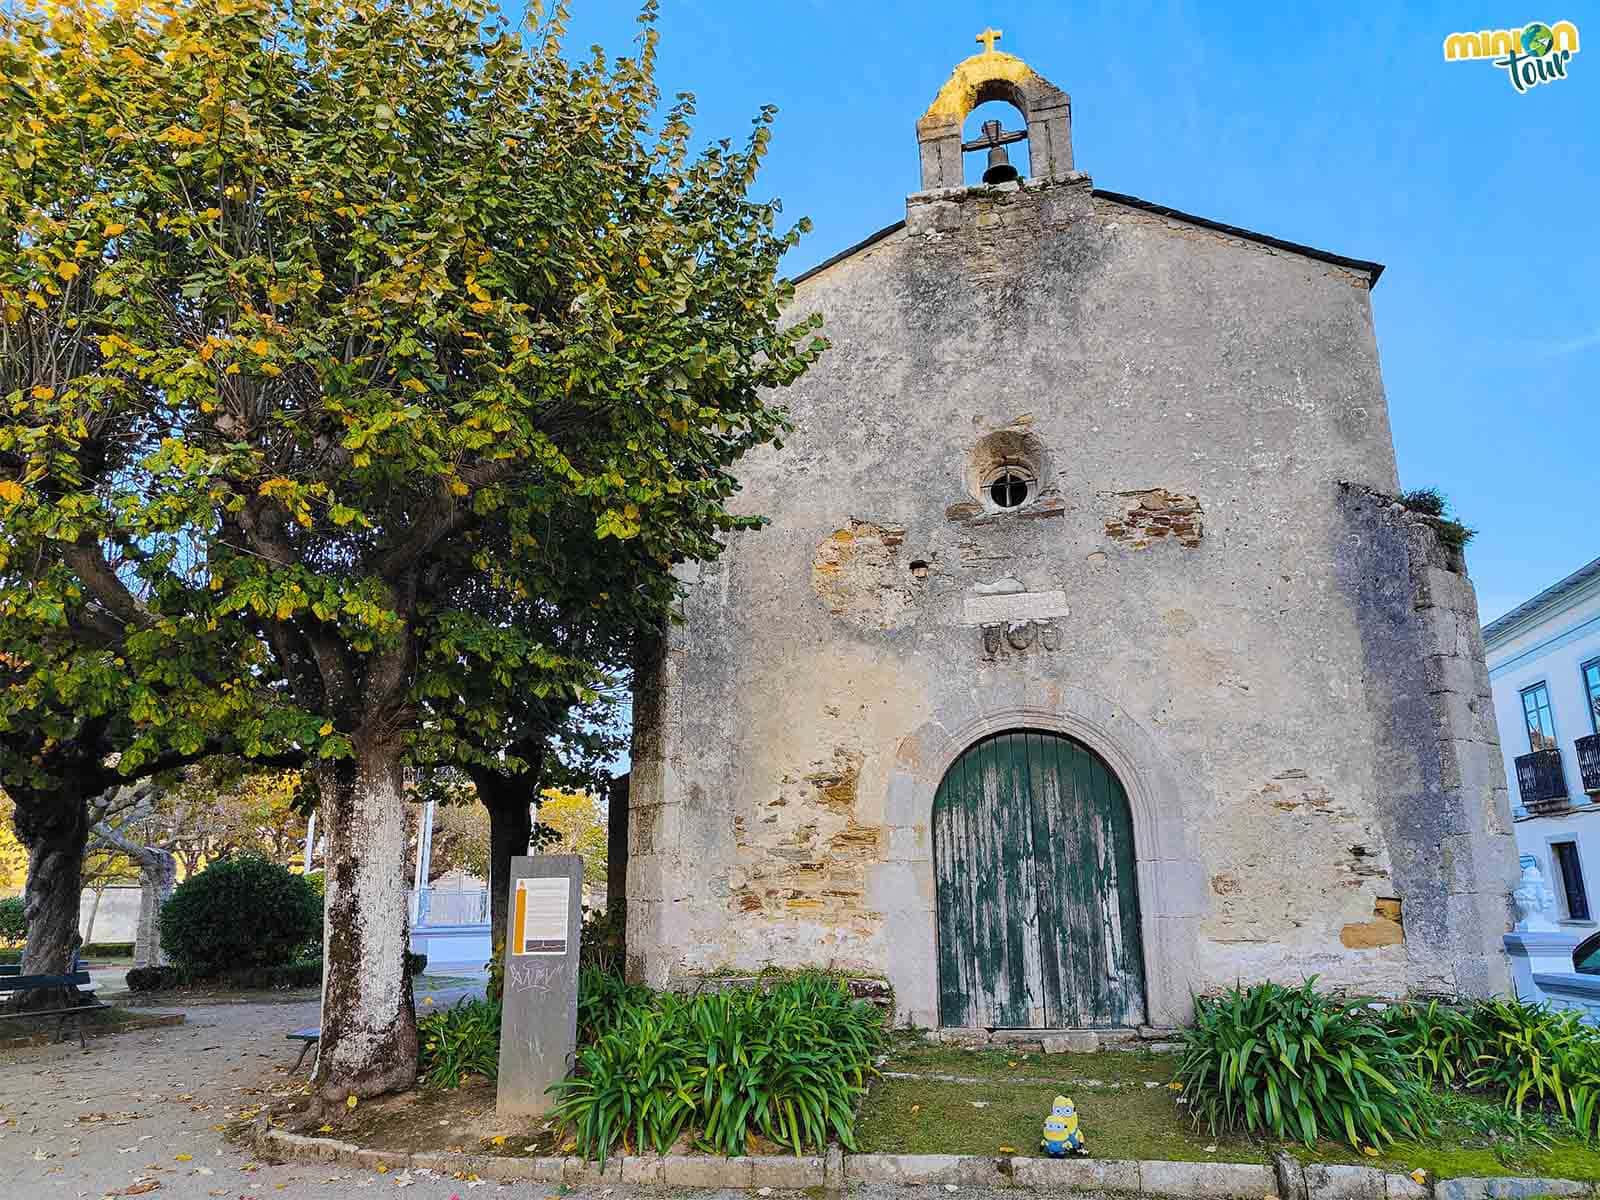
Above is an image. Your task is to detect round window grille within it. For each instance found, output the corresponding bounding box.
[987,468,1031,510]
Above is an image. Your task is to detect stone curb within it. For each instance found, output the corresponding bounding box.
[253,1126,1600,1198]
[0,1011,184,1051]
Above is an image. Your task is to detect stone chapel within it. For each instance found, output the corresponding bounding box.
[625,35,1518,1031]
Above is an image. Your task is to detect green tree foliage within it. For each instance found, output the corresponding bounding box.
[0,895,24,945]
[0,0,820,1098]
[158,854,321,977]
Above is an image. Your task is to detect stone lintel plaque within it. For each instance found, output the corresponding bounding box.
[963,589,1070,626]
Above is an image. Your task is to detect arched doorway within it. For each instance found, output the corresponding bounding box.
[933,730,1147,1029]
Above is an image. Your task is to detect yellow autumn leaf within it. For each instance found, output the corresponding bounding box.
[449,479,469,496]
[319,722,333,736]
[175,1153,192,1162]
[249,339,270,356]
[30,385,54,400]
[1411,1170,1427,1185]
[0,481,23,504]
[261,363,283,377]
[376,1163,388,1174]
[490,1135,506,1146]
[401,378,427,393]
[346,1094,358,1109]
[997,1145,1016,1154]
[56,261,80,281]
[104,222,126,237]
[1361,1146,1379,1157]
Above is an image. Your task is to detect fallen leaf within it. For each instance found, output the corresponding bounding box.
[998,1145,1017,1154]
[1362,1146,1380,1158]
[1411,1170,1427,1185]
[174,1153,192,1162]
[346,1094,358,1109]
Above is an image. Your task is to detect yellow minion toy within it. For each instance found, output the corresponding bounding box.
[1041,1095,1087,1157]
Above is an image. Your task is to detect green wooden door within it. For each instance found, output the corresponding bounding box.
[933,730,1146,1029]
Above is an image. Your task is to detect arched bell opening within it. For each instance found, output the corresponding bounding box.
[962,100,1031,185]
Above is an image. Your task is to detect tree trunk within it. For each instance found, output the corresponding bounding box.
[81,886,103,947]
[480,774,534,956]
[134,850,176,967]
[312,737,417,1109]
[11,788,88,1010]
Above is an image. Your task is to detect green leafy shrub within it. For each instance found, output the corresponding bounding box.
[0,947,23,966]
[81,941,134,958]
[1176,978,1424,1150]
[417,998,503,1089]
[1380,998,1493,1088]
[1399,487,1475,550]
[158,855,322,977]
[552,970,883,1162]
[1466,997,1600,1139]
[578,965,652,1044]
[126,965,186,991]
[0,895,25,945]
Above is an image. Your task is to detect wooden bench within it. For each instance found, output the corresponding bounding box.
[0,958,107,1048]
[287,1026,320,1072]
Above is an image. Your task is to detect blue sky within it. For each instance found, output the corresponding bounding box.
[557,2,1597,622]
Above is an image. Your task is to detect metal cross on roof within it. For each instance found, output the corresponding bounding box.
[975,27,1003,55]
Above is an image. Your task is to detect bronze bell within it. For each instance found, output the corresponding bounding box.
[982,143,1019,185]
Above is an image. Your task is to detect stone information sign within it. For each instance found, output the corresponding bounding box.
[496,854,583,1118]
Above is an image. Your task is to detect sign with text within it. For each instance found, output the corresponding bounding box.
[512,876,570,955]
[496,855,583,1118]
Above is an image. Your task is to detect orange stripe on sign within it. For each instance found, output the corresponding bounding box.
[512,881,527,956]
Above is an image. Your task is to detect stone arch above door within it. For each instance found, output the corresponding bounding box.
[875,688,1206,1029]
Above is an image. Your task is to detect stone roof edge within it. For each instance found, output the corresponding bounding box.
[1092,190,1385,287]
[789,220,906,288]
[786,186,1386,291]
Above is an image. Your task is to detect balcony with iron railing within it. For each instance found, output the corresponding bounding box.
[1515,747,1569,812]
[1577,734,1600,796]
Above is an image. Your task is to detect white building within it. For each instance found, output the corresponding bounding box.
[1484,554,1600,1001]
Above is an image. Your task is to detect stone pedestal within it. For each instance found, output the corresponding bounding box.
[495,855,583,1118]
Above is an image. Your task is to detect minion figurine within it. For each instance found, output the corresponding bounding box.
[1041,1095,1087,1157]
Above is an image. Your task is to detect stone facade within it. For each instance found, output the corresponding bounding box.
[626,47,1516,1027]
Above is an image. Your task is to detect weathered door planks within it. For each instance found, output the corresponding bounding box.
[934,730,1147,1029]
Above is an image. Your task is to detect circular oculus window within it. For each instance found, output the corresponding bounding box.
[984,465,1033,510]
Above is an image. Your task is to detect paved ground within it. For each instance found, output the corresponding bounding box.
[0,981,953,1200]
[0,977,544,1200]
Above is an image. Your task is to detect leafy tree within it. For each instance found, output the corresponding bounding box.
[537,787,608,886]
[0,795,27,892]
[0,0,820,1102]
